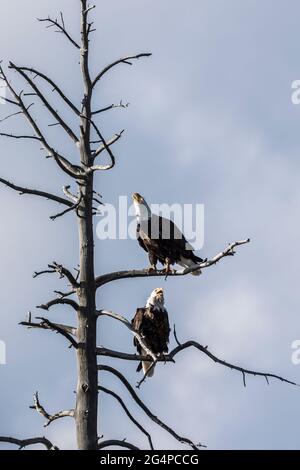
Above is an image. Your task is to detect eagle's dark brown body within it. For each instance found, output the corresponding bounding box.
[132,305,170,373]
[137,217,203,269]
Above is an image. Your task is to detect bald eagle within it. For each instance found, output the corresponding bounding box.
[132,193,203,275]
[132,287,170,377]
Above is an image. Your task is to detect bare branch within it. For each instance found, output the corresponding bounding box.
[37,15,80,49]
[0,436,58,450]
[47,262,80,287]
[167,341,299,388]
[88,121,120,168]
[84,4,96,15]
[33,269,55,278]
[98,365,205,450]
[92,53,152,89]
[30,391,74,427]
[62,185,78,203]
[15,66,80,115]
[96,347,155,362]
[97,341,298,388]
[51,153,85,179]
[92,129,124,161]
[37,297,79,312]
[0,65,82,179]
[97,310,157,362]
[0,96,19,105]
[99,386,154,450]
[54,289,76,299]
[173,324,181,347]
[95,239,251,287]
[98,439,139,450]
[0,177,73,207]
[20,316,78,349]
[0,109,23,123]
[50,192,83,221]
[92,100,129,115]
[20,312,77,335]
[0,131,41,140]
[9,62,79,144]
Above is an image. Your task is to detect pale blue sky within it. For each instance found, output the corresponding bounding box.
[0,0,300,450]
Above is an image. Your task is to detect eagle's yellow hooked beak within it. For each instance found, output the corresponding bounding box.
[155,288,164,295]
[132,193,144,204]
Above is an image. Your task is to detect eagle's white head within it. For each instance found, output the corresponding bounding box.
[132,193,151,221]
[146,287,165,309]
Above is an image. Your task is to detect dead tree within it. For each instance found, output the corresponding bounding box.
[0,1,297,451]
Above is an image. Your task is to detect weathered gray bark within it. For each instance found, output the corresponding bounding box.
[75,177,98,450]
[74,0,98,450]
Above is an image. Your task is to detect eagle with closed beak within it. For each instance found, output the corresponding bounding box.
[132,192,204,275]
[132,287,170,377]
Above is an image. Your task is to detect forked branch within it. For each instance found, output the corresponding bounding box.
[96,342,298,388]
[37,13,80,49]
[20,316,78,349]
[30,391,74,427]
[47,262,80,287]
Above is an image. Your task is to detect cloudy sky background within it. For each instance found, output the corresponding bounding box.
[0,0,300,450]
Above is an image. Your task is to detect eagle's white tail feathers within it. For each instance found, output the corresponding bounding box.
[142,348,155,377]
[179,257,202,276]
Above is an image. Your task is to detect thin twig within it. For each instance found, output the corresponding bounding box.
[0,109,23,123]
[92,100,129,115]
[37,16,80,49]
[0,132,40,140]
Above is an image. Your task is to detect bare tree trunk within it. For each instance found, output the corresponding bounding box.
[74,0,98,450]
[75,176,98,450]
